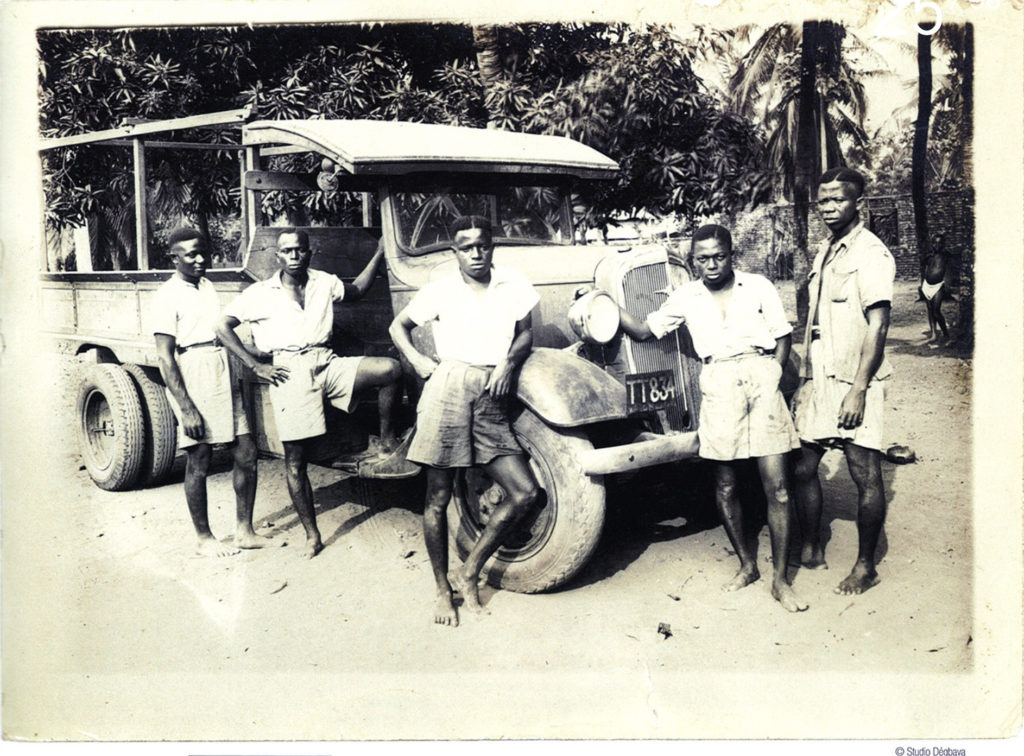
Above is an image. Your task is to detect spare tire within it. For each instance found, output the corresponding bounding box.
[76,363,146,491]
[123,363,178,486]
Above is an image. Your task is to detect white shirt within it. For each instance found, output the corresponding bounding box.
[225,268,347,353]
[645,270,791,360]
[406,265,539,365]
[150,274,221,347]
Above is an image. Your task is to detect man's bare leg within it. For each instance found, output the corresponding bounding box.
[757,454,808,612]
[837,443,886,595]
[930,291,949,342]
[184,443,239,557]
[231,434,279,549]
[423,467,458,627]
[283,440,322,559]
[713,462,760,591]
[450,454,538,613]
[352,357,402,452]
[793,443,829,569]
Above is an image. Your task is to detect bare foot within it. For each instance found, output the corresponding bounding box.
[800,544,828,570]
[772,580,809,612]
[722,565,759,592]
[449,570,488,614]
[434,591,459,627]
[300,538,324,560]
[196,537,239,558]
[379,434,400,454]
[234,530,284,549]
[834,563,880,595]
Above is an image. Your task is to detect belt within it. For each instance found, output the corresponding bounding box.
[810,326,822,341]
[702,348,772,365]
[272,343,329,355]
[176,340,217,354]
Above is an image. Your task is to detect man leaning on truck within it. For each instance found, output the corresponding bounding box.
[152,227,285,557]
[216,228,409,559]
[617,224,808,613]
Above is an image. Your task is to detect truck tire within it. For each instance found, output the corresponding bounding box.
[76,363,146,491]
[448,408,605,593]
[123,364,178,486]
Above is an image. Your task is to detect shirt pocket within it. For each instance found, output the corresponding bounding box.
[828,266,858,303]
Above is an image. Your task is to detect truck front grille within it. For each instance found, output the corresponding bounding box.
[620,263,701,432]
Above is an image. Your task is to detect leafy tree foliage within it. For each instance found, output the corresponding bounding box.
[39,22,772,264]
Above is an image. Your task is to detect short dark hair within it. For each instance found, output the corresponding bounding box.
[451,215,492,236]
[167,227,208,253]
[690,224,733,255]
[818,167,866,199]
[277,227,310,248]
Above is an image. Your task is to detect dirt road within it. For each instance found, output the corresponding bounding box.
[3,282,978,740]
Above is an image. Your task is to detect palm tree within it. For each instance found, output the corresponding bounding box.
[728,20,873,325]
[912,31,932,277]
[473,25,505,127]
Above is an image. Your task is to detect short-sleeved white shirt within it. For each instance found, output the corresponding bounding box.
[224,268,346,353]
[150,274,221,347]
[405,265,539,365]
[645,270,791,360]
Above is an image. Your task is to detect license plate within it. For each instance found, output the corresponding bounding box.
[625,370,677,416]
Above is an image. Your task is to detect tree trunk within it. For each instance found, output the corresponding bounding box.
[473,25,504,128]
[958,24,974,346]
[792,20,821,329]
[912,31,933,278]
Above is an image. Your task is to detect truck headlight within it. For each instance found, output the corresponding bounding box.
[568,289,620,344]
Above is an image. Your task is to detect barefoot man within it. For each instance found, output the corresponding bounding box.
[152,228,282,556]
[792,167,895,595]
[920,232,949,347]
[217,229,404,559]
[389,215,540,627]
[618,224,807,612]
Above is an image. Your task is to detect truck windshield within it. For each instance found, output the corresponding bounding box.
[392,182,571,255]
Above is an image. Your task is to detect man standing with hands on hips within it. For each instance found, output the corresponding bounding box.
[217,229,405,559]
[791,167,895,595]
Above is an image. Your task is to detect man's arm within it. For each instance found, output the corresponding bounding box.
[154,334,205,440]
[485,313,533,399]
[838,303,890,429]
[214,315,290,385]
[618,302,686,342]
[389,308,439,381]
[772,333,792,371]
[343,240,386,301]
[618,307,655,341]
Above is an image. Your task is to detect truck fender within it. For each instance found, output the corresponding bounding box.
[515,347,626,428]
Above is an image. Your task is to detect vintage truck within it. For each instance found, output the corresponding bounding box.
[39,107,710,593]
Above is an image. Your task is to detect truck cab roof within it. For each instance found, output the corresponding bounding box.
[243,119,620,179]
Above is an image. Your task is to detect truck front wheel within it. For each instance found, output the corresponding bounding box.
[76,364,146,491]
[448,408,605,593]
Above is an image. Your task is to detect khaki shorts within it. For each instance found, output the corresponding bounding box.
[166,346,249,449]
[697,354,800,462]
[407,360,523,468]
[270,347,363,443]
[792,339,886,452]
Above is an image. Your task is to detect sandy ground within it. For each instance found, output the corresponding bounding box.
[3,281,979,740]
